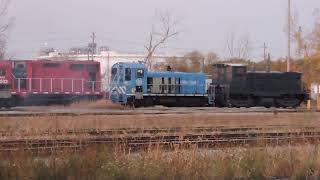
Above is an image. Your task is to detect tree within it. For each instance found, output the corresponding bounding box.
[144,11,179,69]
[291,9,320,57]
[204,52,219,74]
[184,51,203,72]
[226,31,251,60]
[0,0,12,58]
[156,51,219,74]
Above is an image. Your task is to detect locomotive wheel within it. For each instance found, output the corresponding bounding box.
[275,98,300,108]
[143,98,154,107]
[133,102,143,108]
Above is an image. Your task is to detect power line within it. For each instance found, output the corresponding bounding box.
[91,32,96,61]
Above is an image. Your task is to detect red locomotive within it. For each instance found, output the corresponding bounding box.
[0,59,103,108]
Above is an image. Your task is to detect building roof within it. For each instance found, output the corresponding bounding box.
[214,63,246,67]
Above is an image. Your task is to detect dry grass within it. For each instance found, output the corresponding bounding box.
[0,111,319,179]
[0,112,319,133]
[0,144,320,179]
[69,100,123,109]
[0,112,318,140]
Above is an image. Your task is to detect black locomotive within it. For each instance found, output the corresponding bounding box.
[210,63,307,108]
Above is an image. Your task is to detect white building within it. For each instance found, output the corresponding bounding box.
[311,83,320,100]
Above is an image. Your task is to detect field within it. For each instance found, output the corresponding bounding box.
[1,104,320,179]
[0,112,319,132]
[1,143,320,179]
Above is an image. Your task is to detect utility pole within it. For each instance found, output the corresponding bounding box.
[90,32,96,61]
[267,53,271,73]
[297,26,303,58]
[263,42,267,62]
[263,42,268,71]
[287,0,291,72]
[107,47,110,86]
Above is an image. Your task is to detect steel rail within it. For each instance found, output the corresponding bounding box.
[0,108,313,117]
[0,130,320,153]
[1,125,319,137]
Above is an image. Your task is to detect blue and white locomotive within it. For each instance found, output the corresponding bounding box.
[110,62,212,107]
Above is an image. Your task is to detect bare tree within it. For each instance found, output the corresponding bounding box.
[144,11,179,69]
[226,31,251,60]
[0,0,12,58]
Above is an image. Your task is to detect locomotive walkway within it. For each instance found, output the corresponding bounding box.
[0,125,320,153]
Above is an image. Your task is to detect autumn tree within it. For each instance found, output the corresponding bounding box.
[203,52,219,74]
[156,51,219,74]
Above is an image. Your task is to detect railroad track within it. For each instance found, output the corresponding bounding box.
[1,126,320,153]
[1,125,319,137]
[0,107,313,117]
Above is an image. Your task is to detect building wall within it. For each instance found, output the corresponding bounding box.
[311,83,320,100]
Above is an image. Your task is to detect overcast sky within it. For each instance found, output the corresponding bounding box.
[6,0,320,60]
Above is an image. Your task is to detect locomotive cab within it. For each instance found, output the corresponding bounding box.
[211,63,247,107]
[110,62,148,105]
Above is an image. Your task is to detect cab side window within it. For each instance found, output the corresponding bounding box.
[234,67,246,78]
[111,68,117,81]
[0,69,6,76]
[125,68,131,81]
[136,69,144,78]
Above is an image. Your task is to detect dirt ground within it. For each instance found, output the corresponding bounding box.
[0,112,319,133]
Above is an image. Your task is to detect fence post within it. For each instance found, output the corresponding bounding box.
[307,100,311,111]
[317,93,320,111]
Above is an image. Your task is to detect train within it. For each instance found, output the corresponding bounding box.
[110,62,308,108]
[0,59,103,108]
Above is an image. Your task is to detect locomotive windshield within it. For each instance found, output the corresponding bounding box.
[136,69,144,78]
[235,67,246,77]
[111,68,117,81]
[125,68,131,81]
[0,69,5,76]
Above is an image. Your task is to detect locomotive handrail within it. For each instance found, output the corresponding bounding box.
[12,77,102,94]
[146,83,206,95]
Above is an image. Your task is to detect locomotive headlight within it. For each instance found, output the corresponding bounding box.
[136,78,143,86]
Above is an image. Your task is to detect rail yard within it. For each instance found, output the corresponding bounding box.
[0,103,318,153]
